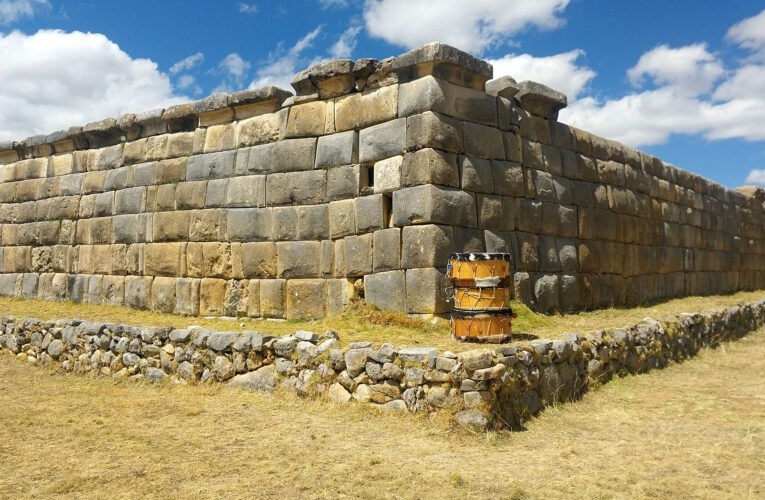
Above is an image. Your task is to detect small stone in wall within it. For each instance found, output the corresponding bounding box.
[328,382,352,403]
[455,410,488,432]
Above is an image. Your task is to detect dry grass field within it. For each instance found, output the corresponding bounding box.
[0,323,763,498]
[1,290,763,351]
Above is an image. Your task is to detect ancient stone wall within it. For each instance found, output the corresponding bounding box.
[0,42,764,317]
[2,299,763,430]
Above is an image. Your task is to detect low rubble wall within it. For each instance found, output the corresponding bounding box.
[2,299,763,430]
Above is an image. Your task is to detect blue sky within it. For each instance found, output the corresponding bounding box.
[1,0,765,189]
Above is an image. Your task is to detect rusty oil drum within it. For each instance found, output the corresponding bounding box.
[447,252,515,343]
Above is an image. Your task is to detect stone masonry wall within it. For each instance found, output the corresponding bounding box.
[0,42,764,317]
[1,299,763,430]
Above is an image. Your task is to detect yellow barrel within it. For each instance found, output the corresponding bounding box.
[451,311,513,344]
[447,253,511,287]
[452,286,511,311]
[448,252,515,344]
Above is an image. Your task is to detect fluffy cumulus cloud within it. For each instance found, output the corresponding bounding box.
[363,0,569,54]
[249,26,323,90]
[745,169,765,187]
[0,29,185,141]
[0,0,48,25]
[488,49,595,100]
[627,43,724,94]
[726,8,765,54]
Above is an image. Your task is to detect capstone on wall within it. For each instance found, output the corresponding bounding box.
[0,42,764,317]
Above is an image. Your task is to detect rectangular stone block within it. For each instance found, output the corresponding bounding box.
[276,241,321,278]
[271,206,297,241]
[374,156,404,193]
[397,75,497,126]
[364,270,406,313]
[204,178,228,208]
[327,278,352,316]
[188,209,223,241]
[453,227,485,252]
[359,118,406,163]
[94,191,114,217]
[392,184,476,228]
[132,161,158,186]
[200,278,226,316]
[354,194,389,233]
[463,121,505,160]
[153,211,190,241]
[405,268,449,314]
[477,194,506,231]
[187,242,232,278]
[402,224,453,269]
[174,278,200,315]
[285,100,328,138]
[236,111,284,148]
[145,242,186,276]
[242,242,277,278]
[285,279,326,320]
[114,186,146,214]
[402,148,459,188]
[186,151,236,180]
[223,175,265,208]
[333,240,345,277]
[260,279,285,318]
[316,130,359,167]
[405,111,463,154]
[271,138,317,173]
[459,155,493,193]
[297,204,330,240]
[246,279,261,317]
[491,161,525,197]
[344,234,373,277]
[329,199,355,239]
[335,85,398,132]
[266,170,327,205]
[327,164,365,200]
[373,228,400,272]
[227,208,272,242]
[112,214,152,244]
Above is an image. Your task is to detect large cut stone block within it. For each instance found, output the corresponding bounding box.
[329,199,355,239]
[226,175,266,207]
[463,122,505,160]
[373,228,401,272]
[392,184,476,228]
[266,170,327,205]
[405,268,450,314]
[364,270,406,312]
[226,208,272,242]
[344,234,373,277]
[285,279,326,319]
[354,194,389,233]
[260,279,285,317]
[145,242,186,276]
[296,204,330,240]
[359,118,406,163]
[459,155,493,193]
[186,151,236,180]
[401,148,459,188]
[402,224,453,268]
[285,100,328,138]
[271,138,317,172]
[153,211,190,241]
[276,241,321,278]
[398,75,497,126]
[271,207,297,241]
[316,130,359,168]
[405,111,463,154]
[327,164,365,200]
[242,242,277,278]
[176,278,200,316]
[125,276,152,309]
[200,278,226,316]
[335,85,398,132]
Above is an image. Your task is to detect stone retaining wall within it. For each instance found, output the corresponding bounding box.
[0,42,763,317]
[2,299,763,430]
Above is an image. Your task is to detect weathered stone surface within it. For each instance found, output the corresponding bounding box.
[392,184,476,228]
[328,382,352,403]
[359,118,406,163]
[373,228,400,272]
[515,81,568,119]
[393,43,493,90]
[402,224,453,268]
[455,410,488,431]
[402,148,459,188]
[364,271,406,312]
[227,365,277,393]
[485,76,520,99]
[316,130,358,168]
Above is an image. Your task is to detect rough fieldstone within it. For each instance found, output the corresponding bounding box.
[427,387,459,409]
[208,331,239,351]
[328,382,352,403]
[344,348,369,377]
[227,365,277,394]
[455,410,488,431]
[145,367,168,382]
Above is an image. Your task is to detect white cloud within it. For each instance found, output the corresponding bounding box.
[726,8,765,52]
[177,74,195,89]
[249,26,322,90]
[627,43,724,95]
[320,0,348,7]
[169,52,204,74]
[238,3,258,14]
[329,26,361,59]
[363,0,570,54]
[0,0,49,25]
[0,29,186,141]
[212,53,251,92]
[745,169,765,187]
[488,50,595,100]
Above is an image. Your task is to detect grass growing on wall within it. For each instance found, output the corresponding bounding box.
[1,325,764,498]
[0,290,763,351]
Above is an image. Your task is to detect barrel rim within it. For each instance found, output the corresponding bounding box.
[448,277,512,287]
[448,252,512,262]
[451,309,514,319]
